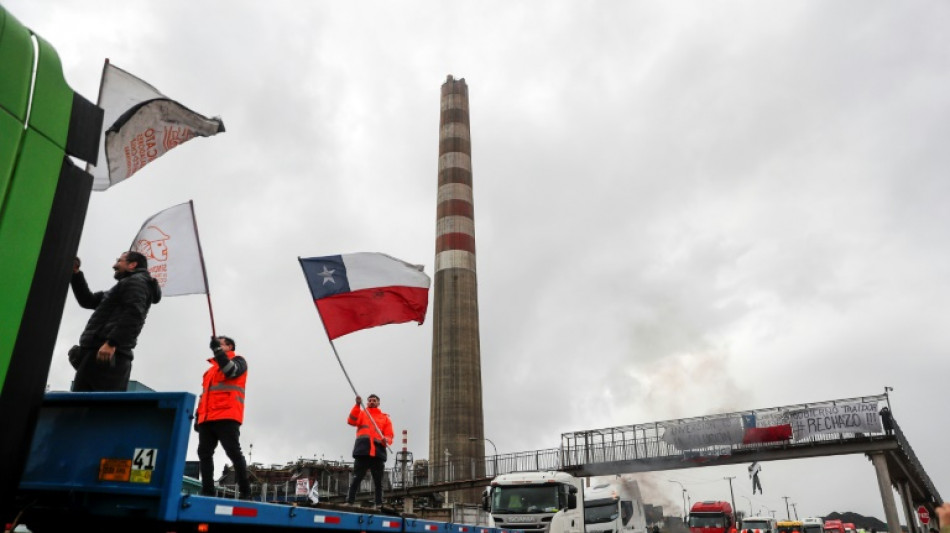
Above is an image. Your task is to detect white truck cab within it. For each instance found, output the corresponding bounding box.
[802,517,824,533]
[583,480,647,533]
[483,471,583,533]
[741,517,778,533]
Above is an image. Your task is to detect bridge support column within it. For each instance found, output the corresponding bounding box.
[869,452,901,533]
[403,496,414,514]
[897,481,917,533]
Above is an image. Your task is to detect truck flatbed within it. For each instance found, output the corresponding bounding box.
[13,392,517,533]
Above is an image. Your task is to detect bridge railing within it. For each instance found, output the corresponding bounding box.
[266,392,941,503]
[559,393,890,466]
[389,448,563,489]
[887,415,941,503]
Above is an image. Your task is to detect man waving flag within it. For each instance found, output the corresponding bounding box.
[299,253,431,340]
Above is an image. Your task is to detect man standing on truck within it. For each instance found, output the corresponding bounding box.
[196,335,251,499]
[345,394,394,507]
[69,252,162,391]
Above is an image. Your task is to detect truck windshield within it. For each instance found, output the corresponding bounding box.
[690,515,726,528]
[803,526,822,533]
[491,486,560,513]
[585,498,619,524]
[743,522,772,531]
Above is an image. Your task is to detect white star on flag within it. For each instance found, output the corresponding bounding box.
[319,266,336,284]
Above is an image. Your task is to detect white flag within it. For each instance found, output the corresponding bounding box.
[131,201,208,297]
[307,481,320,504]
[89,61,225,191]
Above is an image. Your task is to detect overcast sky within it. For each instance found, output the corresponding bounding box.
[7,0,949,522]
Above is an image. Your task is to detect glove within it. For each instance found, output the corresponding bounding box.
[67,345,83,370]
[210,336,220,351]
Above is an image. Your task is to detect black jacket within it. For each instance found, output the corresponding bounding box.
[71,267,162,354]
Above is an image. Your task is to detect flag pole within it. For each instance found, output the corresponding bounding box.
[85,58,109,173]
[297,257,390,453]
[189,200,216,337]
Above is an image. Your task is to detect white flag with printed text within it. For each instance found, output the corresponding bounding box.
[131,201,208,297]
[89,61,225,191]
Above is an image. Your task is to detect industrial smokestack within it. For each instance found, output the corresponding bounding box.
[429,75,485,504]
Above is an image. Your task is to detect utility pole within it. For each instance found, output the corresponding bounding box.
[669,480,688,520]
[791,503,799,520]
[725,476,737,526]
[783,496,791,520]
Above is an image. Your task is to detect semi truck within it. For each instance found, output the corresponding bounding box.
[777,521,804,533]
[482,471,584,533]
[801,518,824,533]
[583,479,648,533]
[740,516,778,533]
[689,501,737,533]
[823,520,846,533]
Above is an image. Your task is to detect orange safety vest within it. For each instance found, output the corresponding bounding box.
[196,351,247,424]
[347,404,393,457]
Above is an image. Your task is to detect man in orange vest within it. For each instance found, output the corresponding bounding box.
[345,394,394,507]
[196,335,251,499]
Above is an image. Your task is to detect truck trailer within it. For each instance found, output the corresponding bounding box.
[10,391,521,533]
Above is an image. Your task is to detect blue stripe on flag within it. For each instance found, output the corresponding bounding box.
[299,256,351,300]
[742,413,756,429]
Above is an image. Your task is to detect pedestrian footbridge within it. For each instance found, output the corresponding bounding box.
[387,393,939,533]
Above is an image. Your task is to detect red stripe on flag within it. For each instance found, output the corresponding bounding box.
[742,425,792,444]
[316,286,429,339]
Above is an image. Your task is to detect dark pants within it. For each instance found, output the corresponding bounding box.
[198,420,251,497]
[346,455,385,505]
[752,473,763,494]
[72,347,132,392]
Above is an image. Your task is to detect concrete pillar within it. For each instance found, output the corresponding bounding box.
[430,75,485,504]
[869,452,902,533]
[896,481,913,533]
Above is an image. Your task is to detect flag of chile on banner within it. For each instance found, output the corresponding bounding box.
[299,253,431,340]
[741,413,792,444]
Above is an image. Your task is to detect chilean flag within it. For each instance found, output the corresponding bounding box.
[299,253,431,340]
[741,413,792,444]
